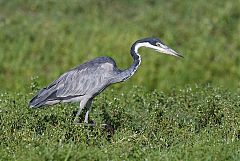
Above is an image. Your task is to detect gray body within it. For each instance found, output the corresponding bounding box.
[29,38,182,125]
[30,57,120,108]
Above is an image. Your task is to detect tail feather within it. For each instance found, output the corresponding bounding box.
[29,94,44,108]
[29,86,58,108]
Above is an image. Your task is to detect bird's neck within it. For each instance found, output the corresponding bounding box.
[117,42,142,82]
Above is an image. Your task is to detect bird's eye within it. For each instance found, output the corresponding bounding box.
[156,42,161,47]
[156,42,167,49]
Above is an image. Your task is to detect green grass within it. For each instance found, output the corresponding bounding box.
[0,0,240,160]
[0,86,239,160]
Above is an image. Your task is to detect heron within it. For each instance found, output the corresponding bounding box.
[29,37,183,126]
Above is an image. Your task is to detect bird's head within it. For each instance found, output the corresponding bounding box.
[134,37,183,58]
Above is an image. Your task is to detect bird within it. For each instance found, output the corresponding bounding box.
[29,37,183,126]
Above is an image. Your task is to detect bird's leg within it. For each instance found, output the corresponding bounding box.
[84,99,95,126]
[73,99,88,125]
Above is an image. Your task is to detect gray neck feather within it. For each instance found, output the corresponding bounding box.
[116,42,143,82]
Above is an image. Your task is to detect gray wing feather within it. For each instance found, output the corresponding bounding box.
[56,66,112,98]
[29,56,117,107]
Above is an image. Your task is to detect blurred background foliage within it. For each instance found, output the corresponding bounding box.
[0,0,239,92]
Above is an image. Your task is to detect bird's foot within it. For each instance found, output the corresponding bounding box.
[84,120,96,127]
[73,120,113,131]
[73,120,96,127]
[84,122,96,127]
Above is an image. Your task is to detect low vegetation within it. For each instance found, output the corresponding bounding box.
[1,86,239,160]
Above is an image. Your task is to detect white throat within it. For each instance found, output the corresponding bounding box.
[134,42,153,53]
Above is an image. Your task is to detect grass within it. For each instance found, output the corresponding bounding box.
[0,85,239,160]
[0,0,240,160]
